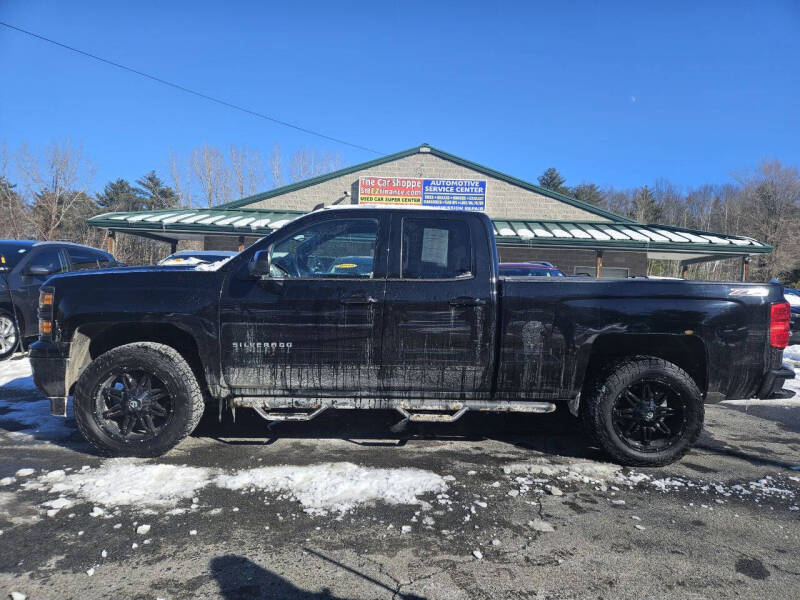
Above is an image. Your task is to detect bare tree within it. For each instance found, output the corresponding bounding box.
[289,148,342,183]
[168,151,193,207]
[191,144,232,207]
[736,160,800,280]
[229,145,265,199]
[15,140,96,241]
[270,144,283,189]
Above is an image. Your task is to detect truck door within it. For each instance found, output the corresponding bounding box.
[14,247,68,338]
[220,212,389,396]
[380,213,496,399]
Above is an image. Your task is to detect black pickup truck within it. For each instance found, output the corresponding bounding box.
[27,207,794,465]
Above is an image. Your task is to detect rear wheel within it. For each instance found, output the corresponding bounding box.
[74,342,204,457]
[582,357,704,466]
[0,310,19,361]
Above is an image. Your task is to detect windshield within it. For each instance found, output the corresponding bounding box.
[0,242,32,270]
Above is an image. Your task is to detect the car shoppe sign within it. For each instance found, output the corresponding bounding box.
[358,176,486,211]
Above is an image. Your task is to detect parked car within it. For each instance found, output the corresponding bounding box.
[29,207,793,466]
[158,250,236,267]
[783,287,800,345]
[0,240,121,360]
[499,262,566,277]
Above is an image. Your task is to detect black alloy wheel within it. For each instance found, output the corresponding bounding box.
[611,378,686,453]
[96,370,174,441]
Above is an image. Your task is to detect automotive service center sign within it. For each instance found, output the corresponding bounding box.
[358,176,486,211]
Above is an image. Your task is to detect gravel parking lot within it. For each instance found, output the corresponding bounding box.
[1,354,799,600]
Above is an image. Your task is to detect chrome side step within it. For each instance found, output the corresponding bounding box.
[235,397,558,430]
[395,406,470,423]
[252,406,328,422]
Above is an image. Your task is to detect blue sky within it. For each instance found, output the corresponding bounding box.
[1,0,799,193]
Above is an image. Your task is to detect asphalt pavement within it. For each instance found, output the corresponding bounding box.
[0,355,799,599]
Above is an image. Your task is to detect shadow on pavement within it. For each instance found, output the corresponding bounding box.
[210,554,426,600]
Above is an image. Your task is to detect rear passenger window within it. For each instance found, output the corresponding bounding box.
[401,217,472,279]
[67,248,102,271]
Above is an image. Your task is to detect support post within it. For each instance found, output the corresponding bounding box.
[595,250,603,278]
[170,240,177,254]
[237,235,245,252]
[741,255,750,282]
[106,231,116,255]
[680,262,689,279]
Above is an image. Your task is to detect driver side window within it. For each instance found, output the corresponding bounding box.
[270,218,378,279]
[27,248,67,276]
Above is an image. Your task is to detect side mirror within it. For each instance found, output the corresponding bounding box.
[25,265,54,277]
[248,250,271,278]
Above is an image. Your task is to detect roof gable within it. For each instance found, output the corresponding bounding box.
[217,144,635,223]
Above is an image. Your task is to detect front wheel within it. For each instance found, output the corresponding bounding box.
[0,309,20,361]
[74,342,205,457]
[582,357,704,466]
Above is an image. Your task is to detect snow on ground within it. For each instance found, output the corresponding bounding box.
[19,459,448,515]
[501,457,798,506]
[38,460,213,509]
[0,356,33,387]
[0,357,73,443]
[215,462,449,514]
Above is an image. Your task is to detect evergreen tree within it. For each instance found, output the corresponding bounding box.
[537,167,568,194]
[632,185,663,223]
[96,179,142,212]
[570,183,604,206]
[134,171,178,210]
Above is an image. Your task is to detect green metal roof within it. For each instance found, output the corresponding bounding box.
[87,207,771,256]
[216,144,637,224]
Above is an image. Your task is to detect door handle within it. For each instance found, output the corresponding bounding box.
[340,295,379,305]
[449,297,487,307]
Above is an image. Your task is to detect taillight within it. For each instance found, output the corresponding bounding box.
[770,301,791,349]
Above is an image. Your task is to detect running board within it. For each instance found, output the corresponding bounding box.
[252,406,328,422]
[395,406,470,423]
[234,397,558,414]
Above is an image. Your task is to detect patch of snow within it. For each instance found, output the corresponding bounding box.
[136,524,150,535]
[401,525,412,534]
[15,469,35,477]
[43,497,73,511]
[0,357,34,387]
[215,462,447,514]
[472,550,483,560]
[189,529,197,535]
[1,477,16,486]
[86,567,95,576]
[10,592,27,600]
[50,459,213,508]
[528,519,555,532]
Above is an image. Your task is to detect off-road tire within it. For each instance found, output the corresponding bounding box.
[582,357,704,467]
[0,309,20,361]
[74,342,204,457]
